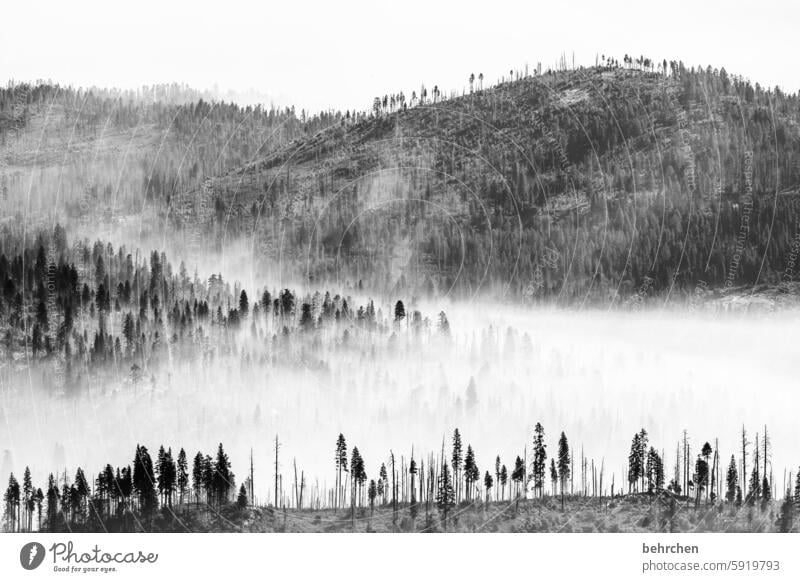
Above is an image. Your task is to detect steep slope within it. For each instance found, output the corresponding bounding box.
[189,64,800,304]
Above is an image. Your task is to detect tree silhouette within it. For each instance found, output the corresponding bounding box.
[133,445,157,517]
[451,429,463,503]
[726,455,738,503]
[176,448,189,505]
[3,473,20,532]
[335,434,347,509]
[436,462,455,530]
[237,484,248,509]
[532,423,547,498]
[557,432,571,509]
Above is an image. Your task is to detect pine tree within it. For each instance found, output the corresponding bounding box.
[393,300,405,322]
[795,470,800,511]
[532,422,547,498]
[133,445,157,516]
[557,432,571,509]
[335,434,347,509]
[761,476,771,511]
[239,290,249,316]
[212,443,234,506]
[701,442,713,504]
[3,473,20,532]
[776,488,794,533]
[236,484,248,508]
[368,480,377,515]
[349,447,366,511]
[436,462,455,531]
[451,429,463,503]
[694,457,709,508]
[176,448,189,505]
[45,474,59,530]
[726,455,738,503]
[464,445,478,502]
[628,432,641,493]
[22,466,33,531]
[379,463,388,506]
[192,451,205,503]
[484,471,493,503]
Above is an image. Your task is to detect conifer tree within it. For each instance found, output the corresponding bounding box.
[176,448,189,505]
[368,479,377,515]
[133,445,157,516]
[335,434,347,509]
[776,488,794,533]
[3,473,20,532]
[436,462,455,530]
[451,429,463,502]
[557,432,571,509]
[464,445,478,502]
[726,456,738,503]
[484,471,493,503]
[237,484,248,509]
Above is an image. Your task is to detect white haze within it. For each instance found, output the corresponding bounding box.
[2,303,798,504]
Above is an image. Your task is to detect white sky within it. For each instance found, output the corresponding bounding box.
[1,0,797,113]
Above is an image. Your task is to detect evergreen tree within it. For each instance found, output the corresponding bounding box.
[22,466,33,531]
[368,479,377,515]
[776,488,794,533]
[464,445,479,502]
[176,448,189,505]
[3,473,20,532]
[694,457,709,508]
[531,422,547,498]
[133,445,157,516]
[393,300,405,322]
[239,290,249,316]
[795,470,800,511]
[511,456,525,499]
[335,434,347,508]
[212,443,233,506]
[726,455,738,503]
[557,432,571,509]
[628,432,642,493]
[451,429,463,502]
[436,462,455,530]
[236,484,248,508]
[192,451,205,503]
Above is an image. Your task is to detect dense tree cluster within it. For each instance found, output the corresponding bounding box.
[0,226,449,392]
[3,442,233,532]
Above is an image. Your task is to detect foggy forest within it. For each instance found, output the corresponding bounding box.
[2,53,800,533]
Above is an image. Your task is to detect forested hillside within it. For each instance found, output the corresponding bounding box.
[3,61,799,304]
[0,82,339,243]
[187,60,800,303]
